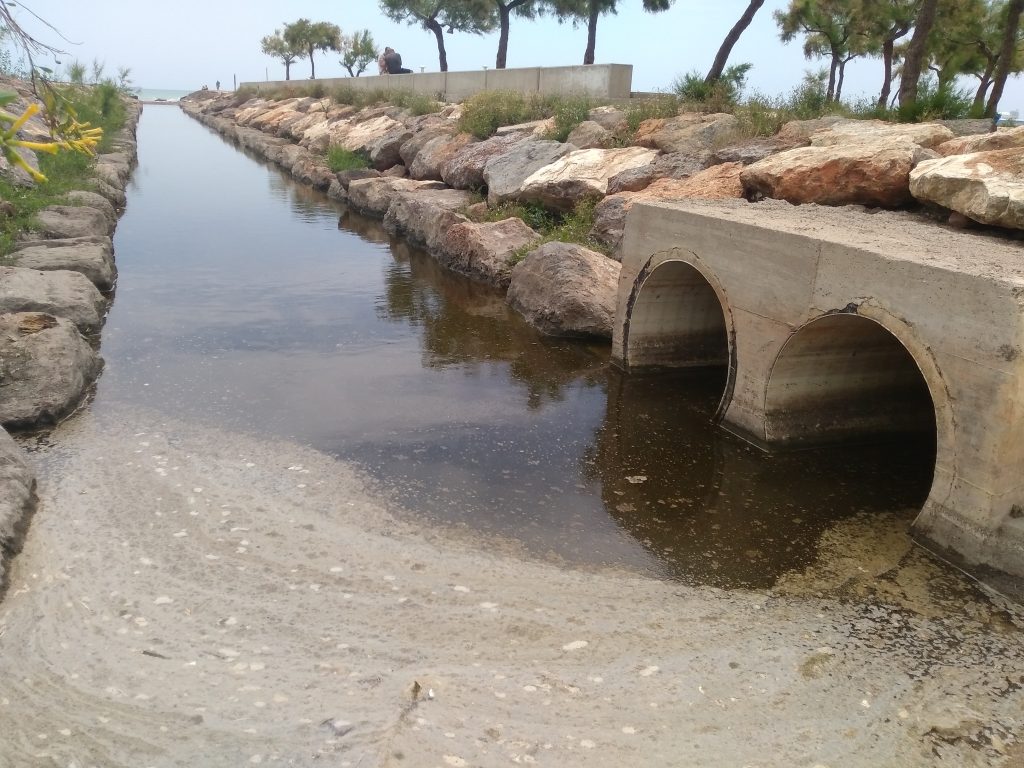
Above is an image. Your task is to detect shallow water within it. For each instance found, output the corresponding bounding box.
[78,106,940,589]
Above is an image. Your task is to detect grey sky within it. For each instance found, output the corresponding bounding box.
[12,0,1023,115]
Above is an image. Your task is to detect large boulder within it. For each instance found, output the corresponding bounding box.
[441,133,533,190]
[808,120,955,150]
[410,133,476,181]
[515,147,660,211]
[0,266,107,333]
[382,189,475,250]
[249,101,303,133]
[606,151,712,195]
[710,138,785,166]
[437,218,542,288]
[483,140,575,206]
[909,148,1024,230]
[31,205,111,239]
[507,242,621,339]
[774,116,850,148]
[495,118,555,137]
[591,164,745,256]
[91,178,126,209]
[291,155,335,190]
[347,177,447,217]
[334,115,404,155]
[935,126,1024,157]
[11,238,116,291]
[368,126,414,170]
[740,139,935,207]
[0,312,103,429]
[400,126,455,168]
[65,190,117,229]
[0,424,36,586]
[566,121,614,149]
[587,106,628,133]
[633,113,738,155]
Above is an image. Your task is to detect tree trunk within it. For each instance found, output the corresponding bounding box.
[973,73,992,113]
[827,56,838,102]
[427,18,449,72]
[308,46,316,79]
[877,38,894,109]
[705,0,765,83]
[285,61,291,81]
[898,0,939,110]
[985,0,1024,118]
[836,60,847,102]
[496,5,511,68]
[584,0,600,65]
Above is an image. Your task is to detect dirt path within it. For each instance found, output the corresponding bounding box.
[1,407,1021,767]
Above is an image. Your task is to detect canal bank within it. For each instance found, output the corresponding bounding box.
[0,102,1021,767]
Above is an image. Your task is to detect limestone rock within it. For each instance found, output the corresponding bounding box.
[566,121,614,149]
[774,116,849,147]
[32,205,111,239]
[437,218,542,288]
[592,165,745,255]
[410,133,476,181]
[441,133,533,190]
[383,165,408,178]
[347,177,447,217]
[936,126,1024,157]
[0,266,106,333]
[607,151,712,195]
[588,106,628,133]
[495,118,556,137]
[92,179,126,209]
[327,179,347,201]
[291,155,335,191]
[516,147,660,211]
[11,238,116,291]
[909,148,1024,230]
[65,190,117,229]
[382,189,475,250]
[336,168,382,191]
[483,140,575,206]
[97,152,132,184]
[507,242,620,338]
[283,111,326,142]
[633,113,738,155]
[0,146,41,187]
[711,138,784,166]
[740,141,934,207]
[369,126,414,170]
[335,115,403,155]
[0,312,103,429]
[809,120,955,150]
[0,424,35,586]
[400,126,455,168]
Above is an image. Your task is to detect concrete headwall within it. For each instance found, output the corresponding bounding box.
[241,64,633,103]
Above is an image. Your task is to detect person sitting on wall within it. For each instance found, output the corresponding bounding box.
[378,48,390,75]
[384,47,412,75]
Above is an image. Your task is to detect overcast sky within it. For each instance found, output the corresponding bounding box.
[11,0,1023,116]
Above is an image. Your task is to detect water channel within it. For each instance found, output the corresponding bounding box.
[2,104,1022,768]
[88,106,942,588]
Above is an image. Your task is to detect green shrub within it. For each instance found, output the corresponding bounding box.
[326,146,369,172]
[624,94,680,134]
[458,90,552,139]
[673,63,751,112]
[487,198,607,263]
[895,77,973,123]
[550,94,593,142]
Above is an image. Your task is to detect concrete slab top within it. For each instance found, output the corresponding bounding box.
[640,199,1024,286]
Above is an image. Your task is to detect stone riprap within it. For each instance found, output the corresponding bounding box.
[910,148,1024,230]
[181,90,1022,349]
[0,81,140,582]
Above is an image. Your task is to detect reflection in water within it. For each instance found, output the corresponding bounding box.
[86,107,937,590]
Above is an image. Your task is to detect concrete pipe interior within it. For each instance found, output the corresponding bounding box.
[626,261,729,371]
[765,314,937,448]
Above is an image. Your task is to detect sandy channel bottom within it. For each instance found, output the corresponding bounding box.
[0,407,1021,768]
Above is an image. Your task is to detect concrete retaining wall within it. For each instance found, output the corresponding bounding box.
[241,64,633,103]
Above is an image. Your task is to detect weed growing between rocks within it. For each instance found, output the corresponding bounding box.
[326,146,369,172]
[483,198,606,265]
[623,94,681,134]
[0,84,125,256]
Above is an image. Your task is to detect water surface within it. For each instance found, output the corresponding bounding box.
[84,106,934,588]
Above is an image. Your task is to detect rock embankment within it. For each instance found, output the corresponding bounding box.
[0,79,141,587]
[182,90,1023,345]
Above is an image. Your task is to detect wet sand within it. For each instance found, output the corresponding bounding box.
[1,406,1021,767]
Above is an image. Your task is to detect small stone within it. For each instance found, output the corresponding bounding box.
[153,596,174,605]
[562,640,588,651]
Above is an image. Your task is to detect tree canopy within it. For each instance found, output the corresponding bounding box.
[341,29,379,77]
[260,30,302,81]
[379,0,496,72]
[283,18,343,79]
[550,0,673,66]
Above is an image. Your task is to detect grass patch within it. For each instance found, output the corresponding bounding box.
[0,83,127,257]
[481,198,607,265]
[623,94,680,134]
[326,146,369,172]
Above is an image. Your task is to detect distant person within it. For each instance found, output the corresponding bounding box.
[383,48,412,75]
[215,80,220,90]
[378,47,390,75]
